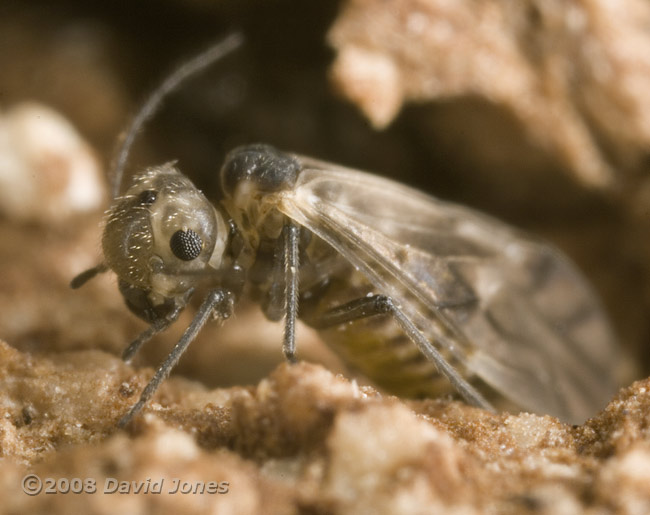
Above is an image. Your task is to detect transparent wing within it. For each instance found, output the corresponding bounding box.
[277,156,620,423]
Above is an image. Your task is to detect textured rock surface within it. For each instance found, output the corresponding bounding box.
[1,1,650,514]
[330,0,650,189]
[1,341,650,513]
[0,103,104,223]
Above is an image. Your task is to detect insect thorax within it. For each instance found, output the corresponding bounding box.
[220,144,300,199]
[219,144,300,238]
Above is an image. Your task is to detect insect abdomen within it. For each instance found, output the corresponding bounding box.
[299,264,465,399]
[322,316,456,398]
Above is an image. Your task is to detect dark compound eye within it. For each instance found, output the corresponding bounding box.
[138,190,158,205]
[170,229,203,261]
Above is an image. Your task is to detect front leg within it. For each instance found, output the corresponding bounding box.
[118,289,235,428]
[120,287,196,363]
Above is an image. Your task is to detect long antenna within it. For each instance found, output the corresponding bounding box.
[110,32,244,198]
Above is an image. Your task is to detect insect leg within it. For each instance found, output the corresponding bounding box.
[118,289,234,428]
[282,222,300,363]
[261,230,288,323]
[122,288,194,363]
[122,318,174,363]
[313,295,495,412]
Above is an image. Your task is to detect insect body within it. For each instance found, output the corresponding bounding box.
[75,144,620,426]
[72,37,621,426]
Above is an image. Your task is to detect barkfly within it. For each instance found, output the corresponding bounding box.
[72,33,621,427]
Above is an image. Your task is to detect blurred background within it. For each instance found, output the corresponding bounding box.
[0,0,647,389]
